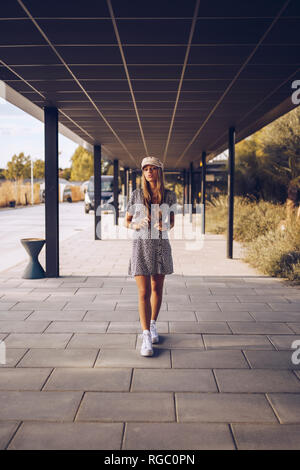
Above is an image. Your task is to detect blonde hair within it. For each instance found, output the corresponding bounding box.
[141,166,165,217]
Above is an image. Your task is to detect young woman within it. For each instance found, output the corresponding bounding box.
[124,156,177,357]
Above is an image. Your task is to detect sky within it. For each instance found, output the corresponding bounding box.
[0,98,78,169]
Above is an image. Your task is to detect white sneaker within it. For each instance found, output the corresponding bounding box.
[140,331,153,357]
[150,321,159,344]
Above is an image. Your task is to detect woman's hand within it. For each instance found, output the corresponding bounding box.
[154,221,169,232]
[132,216,150,231]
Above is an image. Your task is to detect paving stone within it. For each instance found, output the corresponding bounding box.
[167,302,219,311]
[26,310,86,321]
[44,321,108,333]
[236,296,289,303]
[269,303,300,312]
[124,422,235,450]
[267,394,300,423]
[17,349,98,368]
[136,333,204,349]
[195,311,254,322]
[0,311,33,321]
[0,321,50,333]
[228,322,294,334]
[11,302,67,311]
[169,321,231,334]
[0,391,82,421]
[157,310,197,321]
[67,333,136,349]
[78,287,122,295]
[203,334,274,350]
[190,296,239,303]
[287,323,300,333]
[0,349,28,368]
[107,321,168,334]
[171,349,249,369]
[44,368,131,392]
[0,302,17,310]
[116,301,167,310]
[132,369,217,392]
[269,335,300,350]
[250,311,300,322]
[0,368,52,390]
[63,301,117,310]
[4,333,72,349]
[8,422,124,450]
[84,310,139,322]
[95,349,171,368]
[77,392,175,422]
[0,421,20,450]
[232,423,300,450]
[176,393,277,423]
[214,369,300,393]
[218,302,272,312]
[244,350,300,370]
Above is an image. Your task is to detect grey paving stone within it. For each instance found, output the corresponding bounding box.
[172,349,249,369]
[267,394,300,423]
[0,321,50,333]
[0,349,28,368]
[136,333,204,349]
[27,310,86,321]
[4,333,72,349]
[95,349,171,369]
[44,321,108,333]
[116,301,167,311]
[78,287,122,295]
[8,422,124,450]
[236,296,289,303]
[0,302,17,310]
[17,349,98,368]
[2,294,50,302]
[11,302,67,311]
[67,333,136,349]
[269,303,300,312]
[124,422,235,450]
[167,302,219,311]
[63,301,117,310]
[158,310,197,321]
[203,334,274,350]
[214,369,300,393]
[287,323,300,334]
[195,311,254,322]
[107,321,168,334]
[84,310,139,322]
[228,322,294,335]
[132,369,217,392]
[77,392,175,422]
[244,350,300,370]
[0,311,34,321]
[0,368,52,390]
[269,335,300,350]
[250,311,300,322]
[232,423,300,450]
[169,321,231,334]
[46,294,96,302]
[190,296,239,303]
[0,391,82,421]
[176,393,277,423]
[0,421,20,450]
[218,302,272,312]
[44,368,131,392]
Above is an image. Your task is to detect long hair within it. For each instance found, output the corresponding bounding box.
[141,166,165,217]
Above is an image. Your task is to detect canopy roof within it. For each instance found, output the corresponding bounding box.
[0,0,299,168]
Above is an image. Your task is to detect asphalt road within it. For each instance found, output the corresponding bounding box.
[0,201,93,272]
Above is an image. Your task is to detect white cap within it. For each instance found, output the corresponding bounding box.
[141,156,164,170]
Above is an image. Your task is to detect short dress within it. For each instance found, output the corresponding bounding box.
[127,188,177,276]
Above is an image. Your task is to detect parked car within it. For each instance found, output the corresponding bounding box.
[40,178,73,203]
[84,175,116,213]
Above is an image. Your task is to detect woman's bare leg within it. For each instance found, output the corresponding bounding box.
[150,274,165,321]
[135,275,152,331]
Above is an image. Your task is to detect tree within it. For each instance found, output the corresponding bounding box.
[59,168,71,180]
[4,153,31,180]
[33,159,44,179]
[70,146,93,181]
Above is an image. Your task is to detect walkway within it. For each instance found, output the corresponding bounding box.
[0,220,300,450]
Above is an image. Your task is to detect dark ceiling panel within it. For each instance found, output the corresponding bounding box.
[188,45,254,64]
[248,45,300,64]
[117,19,192,44]
[0,2,27,18]
[18,0,110,17]
[127,65,182,80]
[263,19,300,44]
[123,46,186,64]
[0,45,60,65]
[70,65,127,79]
[0,20,46,45]
[111,0,197,18]
[55,46,122,64]
[193,19,272,44]
[198,0,287,17]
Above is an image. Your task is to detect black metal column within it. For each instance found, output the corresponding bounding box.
[44,107,59,277]
[189,162,193,222]
[201,151,206,235]
[124,167,129,200]
[183,169,186,215]
[113,159,119,225]
[227,127,235,258]
[94,144,101,240]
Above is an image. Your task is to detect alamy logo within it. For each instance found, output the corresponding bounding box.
[291,80,300,105]
[291,340,300,365]
[0,340,6,365]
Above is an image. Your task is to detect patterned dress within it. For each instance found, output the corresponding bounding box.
[127,188,177,277]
